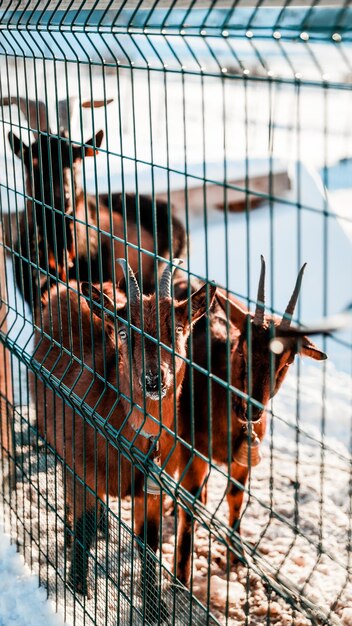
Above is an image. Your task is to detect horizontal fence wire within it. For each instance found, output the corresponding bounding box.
[0,1,352,626]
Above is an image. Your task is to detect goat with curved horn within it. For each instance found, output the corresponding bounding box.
[116,258,141,304]
[176,257,327,586]
[1,95,114,138]
[253,254,266,326]
[279,263,307,329]
[159,258,183,299]
[58,97,114,134]
[32,259,215,606]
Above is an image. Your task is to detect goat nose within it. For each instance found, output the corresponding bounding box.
[145,373,159,391]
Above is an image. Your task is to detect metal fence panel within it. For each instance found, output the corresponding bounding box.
[0,2,351,625]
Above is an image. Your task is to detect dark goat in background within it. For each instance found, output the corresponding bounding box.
[4,97,185,313]
[175,257,327,585]
[32,259,215,618]
[3,96,108,308]
[8,126,104,306]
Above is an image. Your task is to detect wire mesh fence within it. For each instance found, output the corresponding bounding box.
[0,1,352,625]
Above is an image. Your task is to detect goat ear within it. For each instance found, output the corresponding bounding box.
[299,335,327,361]
[85,129,104,156]
[8,131,28,160]
[81,282,115,320]
[216,289,248,329]
[179,283,217,325]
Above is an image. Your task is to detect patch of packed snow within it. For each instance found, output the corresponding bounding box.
[0,519,64,626]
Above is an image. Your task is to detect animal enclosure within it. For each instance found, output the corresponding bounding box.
[0,1,352,625]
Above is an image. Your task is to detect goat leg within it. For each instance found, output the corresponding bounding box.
[134,493,169,625]
[64,502,73,550]
[97,502,109,538]
[176,455,208,586]
[226,462,249,563]
[69,508,97,597]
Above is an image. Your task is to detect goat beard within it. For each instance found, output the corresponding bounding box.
[144,388,167,401]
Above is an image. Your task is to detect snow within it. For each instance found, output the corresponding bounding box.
[209,576,245,608]
[273,360,352,452]
[342,608,352,626]
[0,520,64,626]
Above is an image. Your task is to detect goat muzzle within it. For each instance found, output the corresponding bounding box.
[143,366,170,400]
[145,387,167,400]
[144,372,165,398]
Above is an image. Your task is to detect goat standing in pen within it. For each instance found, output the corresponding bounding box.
[31,258,215,621]
[175,257,327,585]
[4,97,185,315]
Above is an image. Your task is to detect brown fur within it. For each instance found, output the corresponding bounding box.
[31,276,215,603]
[175,280,327,585]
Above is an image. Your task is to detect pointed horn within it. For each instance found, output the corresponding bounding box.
[0,96,47,138]
[159,258,184,298]
[116,258,141,304]
[81,99,114,108]
[279,263,307,329]
[253,255,266,326]
[58,97,114,135]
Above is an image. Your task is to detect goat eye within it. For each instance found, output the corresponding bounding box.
[118,329,127,341]
[176,325,183,334]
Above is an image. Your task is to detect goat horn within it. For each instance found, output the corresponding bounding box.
[58,97,113,135]
[253,255,266,326]
[116,258,141,304]
[81,99,114,108]
[0,96,47,138]
[279,263,307,329]
[159,258,184,299]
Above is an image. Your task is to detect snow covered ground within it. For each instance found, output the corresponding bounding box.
[0,520,64,626]
[2,361,351,625]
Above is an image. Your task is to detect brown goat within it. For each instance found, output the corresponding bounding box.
[31,259,215,617]
[175,257,327,585]
[6,98,185,313]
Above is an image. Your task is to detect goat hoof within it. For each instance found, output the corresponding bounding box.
[97,513,109,538]
[176,572,190,588]
[175,563,191,588]
[65,528,73,549]
[229,543,246,567]
[68,573,91,599]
